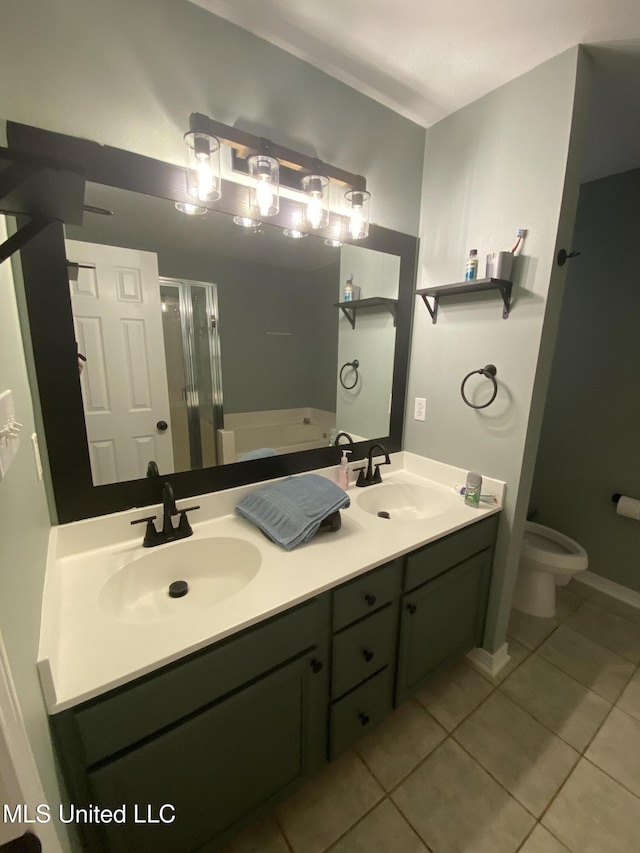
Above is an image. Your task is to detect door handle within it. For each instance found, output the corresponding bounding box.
[156,420,168,432]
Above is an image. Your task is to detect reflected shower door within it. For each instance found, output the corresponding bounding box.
[160,279,224,470]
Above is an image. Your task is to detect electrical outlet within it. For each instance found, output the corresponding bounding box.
[414,397,426,421]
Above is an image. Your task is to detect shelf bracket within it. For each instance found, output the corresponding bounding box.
[339,306,356,329]
[419,293,438,325]
[0,217,50,265]
[497,283,512,319]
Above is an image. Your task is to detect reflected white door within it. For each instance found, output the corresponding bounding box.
[67,240,174,484]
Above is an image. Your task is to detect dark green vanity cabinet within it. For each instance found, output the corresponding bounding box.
[50,514,498,853]
[50,597,330,853]
[396,515,498,704]
[329,560,402,758]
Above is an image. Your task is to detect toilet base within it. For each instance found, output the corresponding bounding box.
[512,567,559,618]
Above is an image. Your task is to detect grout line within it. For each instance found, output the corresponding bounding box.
[581,754,640,803]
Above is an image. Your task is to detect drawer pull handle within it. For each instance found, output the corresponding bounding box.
[407,603,417,615]
[362,649,374,663]
[310,659,323,674]
[359,712,370,726]
[364,594,377,607]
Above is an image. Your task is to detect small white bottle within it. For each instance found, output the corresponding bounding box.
[337,449,352,489]
[465,249,478,281]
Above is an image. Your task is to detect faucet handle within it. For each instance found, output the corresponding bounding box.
[176,505,200,537]
[131,515,161,547]
[354,466,368,488]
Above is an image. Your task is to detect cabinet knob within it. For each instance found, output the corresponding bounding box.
[364,593,377,607]
[407,603,417,615]
[310,659,323,674]
[362,649,374,663]
[359,712,370,726]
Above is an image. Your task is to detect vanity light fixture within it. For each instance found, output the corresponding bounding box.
[184,113,370,239]
[301,174,329,229]
[345,189,371,240]
[175,201,207,216]
[183,130,221,202]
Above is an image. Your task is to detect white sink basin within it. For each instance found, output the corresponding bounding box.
[99,537,261,624]
[356,482,452,521]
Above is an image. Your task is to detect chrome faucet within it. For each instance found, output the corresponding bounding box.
[355,443,391,487]
[130,482,200,547]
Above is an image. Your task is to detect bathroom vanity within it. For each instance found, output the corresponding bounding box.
[40,455,503,852]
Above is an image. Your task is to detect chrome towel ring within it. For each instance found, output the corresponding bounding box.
[339,359,360,390]
[461,364,498,409]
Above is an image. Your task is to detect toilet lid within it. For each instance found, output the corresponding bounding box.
[524,530,573,555]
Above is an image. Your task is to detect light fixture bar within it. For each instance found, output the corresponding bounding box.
[189,113,367,192]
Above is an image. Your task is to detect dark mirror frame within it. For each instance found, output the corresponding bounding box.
[8,121,418,524]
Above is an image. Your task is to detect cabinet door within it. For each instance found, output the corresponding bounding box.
[396,549,491,704]
[87,651,327,853]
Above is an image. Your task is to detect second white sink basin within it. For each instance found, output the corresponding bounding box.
[100,537,261,624]
[356,481,452,521]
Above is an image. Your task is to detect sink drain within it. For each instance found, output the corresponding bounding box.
[169,580,189,598]
[377,511,391,519]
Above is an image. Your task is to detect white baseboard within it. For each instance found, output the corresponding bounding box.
[466,642,511,679]
[580,571,640,611]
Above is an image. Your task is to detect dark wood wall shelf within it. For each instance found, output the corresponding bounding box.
[334,296,398,329]
[0,147,85,263]
[416,278,512,324]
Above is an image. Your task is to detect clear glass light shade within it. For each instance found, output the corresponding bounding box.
[345,189,371,240]
[248,154,279,217]
[301,175,329,229]
[233,216,262,228]
[175,201,207,216]
[283,228,308,239]
[184,131,221,202]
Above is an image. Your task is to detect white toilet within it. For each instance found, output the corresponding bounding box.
[512,521,588,618]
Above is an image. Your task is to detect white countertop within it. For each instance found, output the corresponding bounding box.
[38,452,505,714]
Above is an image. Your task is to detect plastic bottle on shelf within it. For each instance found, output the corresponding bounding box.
[465,249,478,281]
[464,471,482,507]
[343,274,354,302]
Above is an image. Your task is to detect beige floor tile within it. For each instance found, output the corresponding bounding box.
[519,824,570,852]
[276,751,383,853]
[589,590,640,626]
[328,799,428,853]
[556,587,587,621]
[454,691,578,816]
[564,600,640,663]
[585,706,640,797]
[392,739,534,853]
[537,625,635,702]
[218,815,290,853]
[508,609,558,650]
[356,699,446,791]
[414,659,493,731]
[616,666,640,721]
[500,654,611,752]
[543,758,640,853]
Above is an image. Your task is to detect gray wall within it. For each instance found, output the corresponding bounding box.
[530,168,640,593]
[0,1,425,838]
[405,47,591,653]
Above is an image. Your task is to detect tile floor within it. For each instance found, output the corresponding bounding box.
[220,581,640,853]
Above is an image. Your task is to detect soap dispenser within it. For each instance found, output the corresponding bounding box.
[338,449,352,490]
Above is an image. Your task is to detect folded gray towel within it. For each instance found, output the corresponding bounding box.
[238,447,277,462]
[235,473,350,550]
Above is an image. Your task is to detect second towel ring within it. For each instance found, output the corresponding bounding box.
[461,364,498,409]
[340,359,360,390]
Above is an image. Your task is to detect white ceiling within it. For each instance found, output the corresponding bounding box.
[189,0,640,182]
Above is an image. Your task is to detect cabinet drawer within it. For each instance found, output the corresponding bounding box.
[333,559,402,631]
[404,515,498,592]
[332,605,397,699]
[73,597,327,767]
[330,667,394,759]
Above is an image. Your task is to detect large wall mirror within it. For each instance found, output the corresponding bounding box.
[8,122,418,523]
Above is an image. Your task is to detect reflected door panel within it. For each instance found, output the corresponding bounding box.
[67,240,174,484]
